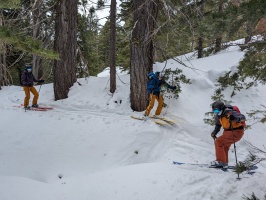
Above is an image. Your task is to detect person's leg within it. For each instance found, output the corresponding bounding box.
[31,86,39,105]
[23,86,30,107]
[215,129,244,163]
[224,145,230,164]
[155,94,163,115]
[145,94,156,116]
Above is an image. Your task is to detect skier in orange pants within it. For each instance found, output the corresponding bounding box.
[215,129,244,164]
[210,101,246,167]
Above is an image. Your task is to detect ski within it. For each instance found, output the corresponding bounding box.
[131,115,170,126]
[15,104,53,111]
[173,161,235,169]
[173,161,258,172]
[29,107,53,111]
[150,116,176,125]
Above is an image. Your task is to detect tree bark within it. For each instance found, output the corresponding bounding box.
[0,10,3,88]
[215,36,222,53]
[110,0,116,93]
[53,0,77,100]
[0,10,8,86]
[214,2,225,53]
[32,0,42,79]
[197,0,205,59]
[197,36,203,58]
[130,0,159,111]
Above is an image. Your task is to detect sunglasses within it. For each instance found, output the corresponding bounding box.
[213,109,220,114]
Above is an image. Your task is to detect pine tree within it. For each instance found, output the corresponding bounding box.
[130,0,160,111]
[109,0,116,93]
[77,8,102,77]
[0,2,58,87]
[53,0,78,100]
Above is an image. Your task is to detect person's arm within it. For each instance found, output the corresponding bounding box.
[211,116,221,139]
[33,75,45,84]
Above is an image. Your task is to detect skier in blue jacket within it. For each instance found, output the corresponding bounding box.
[144,71,176,117]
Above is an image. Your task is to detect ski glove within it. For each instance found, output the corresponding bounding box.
[211,133,217,139]
[38,79,44,83]
[172,86,177,90]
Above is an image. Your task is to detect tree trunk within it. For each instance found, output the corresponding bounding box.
[32,0,42,79]
[0,10,3,88]
[197,0,204,59]
[130,0,159,111]
[0,48,2,89]
[53,0,78,100]
[110,0,116,94]
[215,36,222,53]
[0,10,8,86]
[245,22,253,44]
[197,36,203,58]
[215,3,225,53]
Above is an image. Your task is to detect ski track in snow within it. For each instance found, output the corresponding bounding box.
[1,52,266,199]
[1,84,265,200]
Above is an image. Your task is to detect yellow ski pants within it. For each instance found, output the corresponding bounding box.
[145,93,163,116]
[23,86,39,107]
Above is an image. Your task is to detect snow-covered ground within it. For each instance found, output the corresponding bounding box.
[0,40,266,200]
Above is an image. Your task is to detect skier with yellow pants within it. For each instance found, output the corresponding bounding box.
[144,71,176,117]
[21,65,44,109]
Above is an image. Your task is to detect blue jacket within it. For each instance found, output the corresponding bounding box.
[147,72,175,95]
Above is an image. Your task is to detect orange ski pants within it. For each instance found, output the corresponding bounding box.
[215,129,244,164]
[23,86,39,107]
[145,93,163,116]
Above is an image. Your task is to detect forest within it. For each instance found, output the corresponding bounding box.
[0,0,265,111]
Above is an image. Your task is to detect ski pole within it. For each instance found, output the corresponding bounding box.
[38,84,42,94]
[230,120,240,179]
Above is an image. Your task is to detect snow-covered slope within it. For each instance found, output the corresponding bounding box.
[0,43,266,200]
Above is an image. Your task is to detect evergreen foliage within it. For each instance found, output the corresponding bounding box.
[210,0,266,99]
[161,68,191,99]
[0,13,58,59]
[77,10,102,77]
[235,140,266,173]
[247,105,266,124]
[0,2,58,86]
[240,140,266,200]
[212,36,266,98]
[226,0,266,41]
[234,152,258,174]
[0,0,20,9]
[0,0,265,111]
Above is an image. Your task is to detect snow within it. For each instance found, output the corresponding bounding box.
[1,44,266,200]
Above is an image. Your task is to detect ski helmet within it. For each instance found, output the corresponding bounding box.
[25,64,32,72]
[212,101,225,111]
[155,71,160,77]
